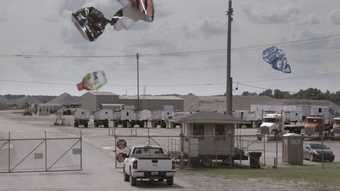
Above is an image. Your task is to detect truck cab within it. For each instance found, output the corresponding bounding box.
[303,116,324,137]
[74,109,90,128]
[332,117,340,137]
[257,113,282,140]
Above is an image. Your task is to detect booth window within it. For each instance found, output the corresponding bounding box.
[215,125,225,140]
[193,124,204,138]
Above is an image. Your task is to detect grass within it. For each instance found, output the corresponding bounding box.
[180,162,340,188]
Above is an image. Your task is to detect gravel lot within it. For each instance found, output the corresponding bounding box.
[0,110,339,191]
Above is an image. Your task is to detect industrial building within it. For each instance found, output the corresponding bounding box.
[80,91,184,112]
[183,95,340,125]
[34,93,80,115]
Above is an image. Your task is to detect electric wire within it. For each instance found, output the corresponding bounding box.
[0,33,340,59]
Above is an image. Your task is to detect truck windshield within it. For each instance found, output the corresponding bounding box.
[263,118,279,123]
[306,118,322,123]
[310,144,329,150]
[133,147,164,155]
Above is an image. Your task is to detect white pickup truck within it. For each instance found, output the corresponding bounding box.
[123,145,176,186]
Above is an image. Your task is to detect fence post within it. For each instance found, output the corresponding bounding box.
[114,135,117,168]
[263,135,266,166]
[45,131,47,172]
[239,135,242,166]
[8,131,11,173]
[180,127,184,169]
[80,130,83,171]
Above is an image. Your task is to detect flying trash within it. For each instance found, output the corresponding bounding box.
[72,0,155,41]
[77,71,108,91]
[262,46,291,73]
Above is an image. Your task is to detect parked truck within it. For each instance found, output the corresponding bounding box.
[94,109,113,128]
[303,115,332,137]
[256,113,282,140]
[74,109,90,128]
[331,117,340,138]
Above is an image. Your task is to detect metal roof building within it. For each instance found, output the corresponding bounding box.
[80,92,120,111]
[118,95,184,112]
[80,92,184,112]
[183,95,340,114]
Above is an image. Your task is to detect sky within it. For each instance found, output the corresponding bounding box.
[1,0,340,96]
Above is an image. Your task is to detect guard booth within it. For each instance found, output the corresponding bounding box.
[178,112,239,167]
[282,133,304,165]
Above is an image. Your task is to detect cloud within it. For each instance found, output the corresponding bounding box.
[329,10,340,25]
[0,17,7,23]
[296,14,320,25]
[289,30,330,50]
[60,0,86,12]
[242,4,300,24]
[199,20,227,37]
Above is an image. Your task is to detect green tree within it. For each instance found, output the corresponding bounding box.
[273,89,291,99]
[259,89,273,97]
[241,91,258,96]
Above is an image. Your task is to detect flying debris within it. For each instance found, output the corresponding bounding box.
[262,46,291,73]
[72,0,154,41]
[77,71,108,91]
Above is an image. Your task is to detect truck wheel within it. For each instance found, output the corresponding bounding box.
[158,178,164,182]
[166,177,174,186]
[74,121,79,128]
[130,176,137,186]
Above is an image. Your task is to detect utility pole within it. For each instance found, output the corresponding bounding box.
[136,53,140,113]
[226,0,233,115]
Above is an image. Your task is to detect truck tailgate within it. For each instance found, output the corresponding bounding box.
[136,158,172,171]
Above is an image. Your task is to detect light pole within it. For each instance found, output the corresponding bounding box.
[226,0,233,115]
[136,53,140,113]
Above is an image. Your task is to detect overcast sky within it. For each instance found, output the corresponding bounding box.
[1,0,340,96]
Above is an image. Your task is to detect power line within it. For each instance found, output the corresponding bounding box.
[0,78,271,90]
[2,70,339,91]
[1,33,340,59]
[241,71,340,84]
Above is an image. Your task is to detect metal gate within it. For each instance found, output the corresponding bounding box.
[0,131,82,173]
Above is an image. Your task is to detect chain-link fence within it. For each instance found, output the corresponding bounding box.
[109,127,339,169]
[112,133,265,169]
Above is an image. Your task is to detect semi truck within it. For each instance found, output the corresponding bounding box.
[74,109,91,128]
[94,109,113,128]
[256,113,282,140]
[303,115,332,138]
[331,117,340,138]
